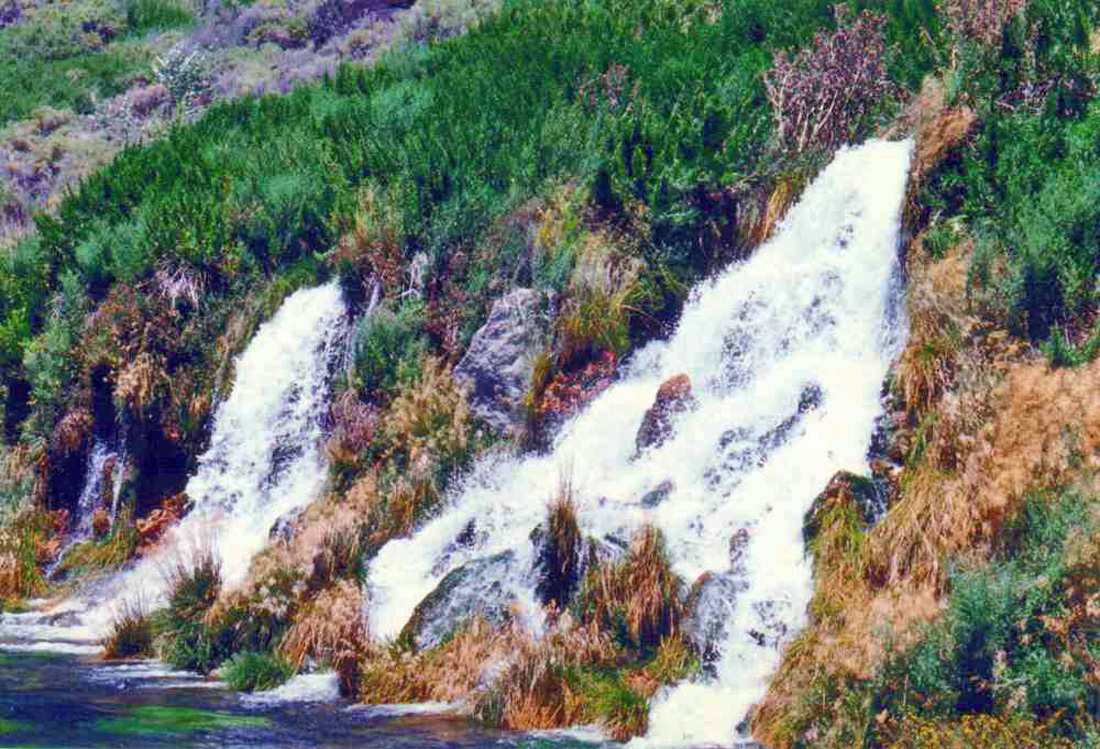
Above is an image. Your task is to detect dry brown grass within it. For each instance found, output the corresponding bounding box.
[883,75,978,230]
[474,614,622,733]
[330,183,405,298]
[281,580,368,695]
[384,355,470,475]
[577,525,684,650]
[358,616,524,704]
[114,351,168,415]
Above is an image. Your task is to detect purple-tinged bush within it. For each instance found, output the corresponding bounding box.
[763,4,897,155]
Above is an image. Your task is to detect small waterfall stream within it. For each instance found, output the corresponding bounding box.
[1,281,349,648]
[49,440,122,574]
[104,280,349,605]
[366,139,913,746]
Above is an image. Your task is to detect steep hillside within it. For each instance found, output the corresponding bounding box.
[1,0,1100,746]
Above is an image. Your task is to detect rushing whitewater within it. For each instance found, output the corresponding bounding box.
[10,281,350,645]
[123,281,347,592]
[367,139,912,746]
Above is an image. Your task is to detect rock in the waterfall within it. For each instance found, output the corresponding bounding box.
[802,471,879,546]
[92,508,111,538]
[728,527,750,571]
[682,571,747,676]
[269,506,306,544]
[454,288,542,436]
[639,480,675,508]
[635,374,696,457]
[399,550,518,652]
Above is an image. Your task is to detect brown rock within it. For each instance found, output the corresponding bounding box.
[92,509,111,539]
[634,374,696,456]
[36,537,61,564]
[136,493,190,553]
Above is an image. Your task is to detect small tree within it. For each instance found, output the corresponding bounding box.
[763,4,895,156]
[153,44,209,116]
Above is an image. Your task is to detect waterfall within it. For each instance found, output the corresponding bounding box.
[49,440,120,574]
[365,139,913,746]
[64,281,348,636]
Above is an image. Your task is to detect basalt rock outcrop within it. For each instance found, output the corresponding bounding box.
[454,288,543,436]
[399,550,519,652]
[634,374,696,457]
[801,470,879,547]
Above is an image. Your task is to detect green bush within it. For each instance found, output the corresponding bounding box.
[351,299,429,399]
[125,0,195,36]
[824,490,1100,746]
[156,548,228,674]
[221,650,295,692]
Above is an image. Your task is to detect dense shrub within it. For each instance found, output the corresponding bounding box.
[917,0,1100,351]
[102,596,155,659]
[351,300,429,399]
[156,545,227,673]
[221,650,295,692]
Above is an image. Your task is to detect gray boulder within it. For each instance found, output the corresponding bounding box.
[454,288,542,436]
[398,550,519,652]
[682,571,747,677]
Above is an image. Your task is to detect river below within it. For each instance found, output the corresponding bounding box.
[0,647,605,749]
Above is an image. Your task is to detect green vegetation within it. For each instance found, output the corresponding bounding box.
[915,0,1100,360]
[221,650,295,692]
[102,596,155,659]
[54,507,139,580]
[154,547,226,673]
[92,705,269,736]
[0,720,31,735]
[0,0,195,127]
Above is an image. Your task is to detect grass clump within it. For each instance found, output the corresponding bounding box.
[282,579,367,695]
[102,596,155,659]
[572,525,684,654]
[155,544,226,673]
[221,650,295,692]
[54,505,139,580]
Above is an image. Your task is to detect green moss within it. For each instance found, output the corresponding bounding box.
[93,706,270,736]
[0,720,32,735]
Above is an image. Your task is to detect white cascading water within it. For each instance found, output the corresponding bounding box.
[49,440,121,573]
[108,280,349,600]
[366,139,912,746]
[0,281,348,648]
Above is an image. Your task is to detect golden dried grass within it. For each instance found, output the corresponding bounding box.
[281,580,368,695]
[477,614,622,733]
[578,525,684,650]
[359,617,520,704]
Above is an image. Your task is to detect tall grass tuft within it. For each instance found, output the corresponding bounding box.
[155,542,225,673]
[574,525,683,653]
[221,650,295,692]
[102,596,154,659]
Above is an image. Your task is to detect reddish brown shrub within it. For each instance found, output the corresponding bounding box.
[763,4,896,155]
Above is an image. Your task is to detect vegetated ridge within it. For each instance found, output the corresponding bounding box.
[2,0,1100,745]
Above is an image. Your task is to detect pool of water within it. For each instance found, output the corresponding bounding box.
[0,648,605,749]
